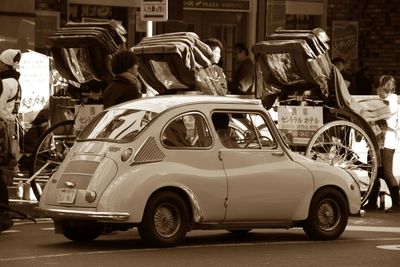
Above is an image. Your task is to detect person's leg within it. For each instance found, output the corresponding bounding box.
[380,148,400,212]
[0,169,13,232]
[363,149,381,210]
[0,170,9,208]
[364,174,380,210]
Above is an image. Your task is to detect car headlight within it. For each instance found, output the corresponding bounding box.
[121,148,134,162]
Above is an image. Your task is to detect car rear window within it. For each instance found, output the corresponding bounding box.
[77,109,158,142]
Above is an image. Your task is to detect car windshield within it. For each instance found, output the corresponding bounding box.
[77,109,158,142]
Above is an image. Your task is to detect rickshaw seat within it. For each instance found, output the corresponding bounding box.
[49,22,125,84]
[252,39,329,93]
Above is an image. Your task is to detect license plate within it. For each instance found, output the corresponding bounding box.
[58,188,77,204]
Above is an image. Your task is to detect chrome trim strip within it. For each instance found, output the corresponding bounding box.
[178,186,203,223]
[36,208,130,221]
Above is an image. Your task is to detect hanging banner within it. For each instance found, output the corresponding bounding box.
[18,51,50,113]
[277,106,323,145]
[332,21,358,61]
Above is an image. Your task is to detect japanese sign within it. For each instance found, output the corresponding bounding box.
[183,0,250,12]
[141,0,168,21]
[332,21,358,61]
[74,105,103,133]
[18,51,50,113]
[277,106,323,145]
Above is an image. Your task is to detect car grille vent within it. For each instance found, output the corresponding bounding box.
[133,137,165,163]
[64,160,99,174]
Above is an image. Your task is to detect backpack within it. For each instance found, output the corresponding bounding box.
[0,77,21,114]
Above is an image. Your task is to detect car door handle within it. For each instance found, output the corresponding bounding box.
[272,151,284,156]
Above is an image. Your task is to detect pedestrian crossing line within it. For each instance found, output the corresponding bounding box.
[0,230,20,234]
[346,225,400,233]
[40,227,55,231]
[377,245,400,250]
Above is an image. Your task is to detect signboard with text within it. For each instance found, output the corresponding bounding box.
[277,106,323,145]
[141,0,168,21]
[332,21,358,61]
[183,0,250,12]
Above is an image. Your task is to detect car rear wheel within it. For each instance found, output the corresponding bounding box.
[302,188,348,240]
[61,221,103,242]
[138,191,189,247]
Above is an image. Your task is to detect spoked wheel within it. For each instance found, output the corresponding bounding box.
[305,120,378,205]
[30,120,75,200]
[138,191,189,247]
[303,188,348,240]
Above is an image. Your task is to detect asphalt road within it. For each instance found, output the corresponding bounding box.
[1,211,400,267]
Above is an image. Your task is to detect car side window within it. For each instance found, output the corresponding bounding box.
[162,113,212,148]
[248,113,277,149]
[212,112,277,149]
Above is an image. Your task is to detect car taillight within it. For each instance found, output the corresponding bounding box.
[85,190,97,203]
[121,148,134,162]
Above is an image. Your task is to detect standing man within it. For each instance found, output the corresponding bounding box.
[0,48,22,233]
[228,42,254,95]
[0,48,22,165]
[364,75,400,212]
[103,50,142,109]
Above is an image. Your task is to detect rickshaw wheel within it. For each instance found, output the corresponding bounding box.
[30,120,76,200]
[305,120,378,206]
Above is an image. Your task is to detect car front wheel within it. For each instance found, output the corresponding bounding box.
[303,188,348,240]
[138,191,189,247]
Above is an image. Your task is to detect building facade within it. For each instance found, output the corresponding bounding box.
[0,0,399,94]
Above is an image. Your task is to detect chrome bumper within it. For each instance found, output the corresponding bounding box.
[36,207,130,221]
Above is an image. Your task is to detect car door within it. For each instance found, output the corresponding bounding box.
[212,111,313,222]
[161,111,227,222]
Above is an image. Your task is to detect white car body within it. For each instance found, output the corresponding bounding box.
[38,95,361,246]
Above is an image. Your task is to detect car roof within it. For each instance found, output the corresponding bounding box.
[108,95,260,113]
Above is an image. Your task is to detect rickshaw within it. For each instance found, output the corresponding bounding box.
[28,21,126,199]
[29,28,226,200]
[252,28,386,205]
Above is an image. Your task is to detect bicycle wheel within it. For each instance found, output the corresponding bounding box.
[305,120,378,206]
[30,120,75,200]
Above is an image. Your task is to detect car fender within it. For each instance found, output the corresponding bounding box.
[293,157,361,215]
[97,162,220,223]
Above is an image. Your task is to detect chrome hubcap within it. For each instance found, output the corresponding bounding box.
[153,203,180,238]
[317,199,340,231]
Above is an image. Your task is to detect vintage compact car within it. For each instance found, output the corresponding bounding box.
[37,95,361,247]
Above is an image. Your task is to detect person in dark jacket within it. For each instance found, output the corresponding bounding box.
[204,38,228,95]
[228,42,254,95]
[103,50,141,109]
[332,57,357,95]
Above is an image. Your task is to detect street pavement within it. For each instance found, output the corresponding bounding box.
[1,209,400,267]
